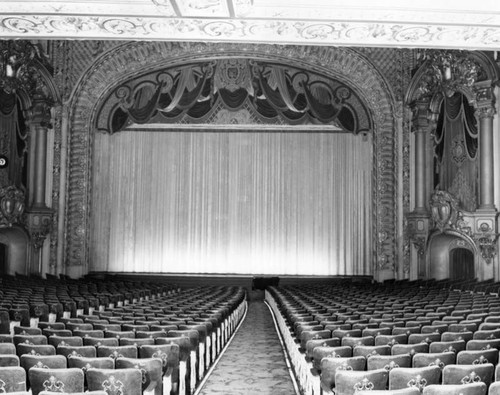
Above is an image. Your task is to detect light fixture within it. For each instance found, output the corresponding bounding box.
[0,40,39,94]
[418,49,479,98]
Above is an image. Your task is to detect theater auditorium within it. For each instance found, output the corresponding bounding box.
[2,1,500,394]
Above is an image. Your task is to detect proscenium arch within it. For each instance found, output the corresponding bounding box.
[66,42,397,275]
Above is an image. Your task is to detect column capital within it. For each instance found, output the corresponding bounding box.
[28,96,53,128]
[410,99,436,134]
[474,79,496,118]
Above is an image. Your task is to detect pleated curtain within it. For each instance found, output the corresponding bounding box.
[90,129,372,276]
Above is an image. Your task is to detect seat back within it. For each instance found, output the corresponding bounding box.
[428,340,466,354]
[335,368,389,395]
[86,367,142,395]
[353,345,391,358]
[96,345,138,359]
[115,357,162,392]
[341,336,375,348]
[138,344,180,377]
[20,354,67,370]
[422,382,487,395]
[412,351,456,369]
[0,366,26,392]
[0,342,16,355]
[355,388,420,395]
[312,346,352,371]
[366,354,412,371]
[48,336,83,348]
[490,381,500,395]
[389,365,442,391]
[16,344,56,356]
[319,356,366,392]
[67,356,115,371]
[456,349,499,365]
[305,337,340,360]
[57,345,97,359]
[392,343,429,356]
[0,354,19,366]
[28,367,84,395]
[38,392,108,395]
[442,363,494,386]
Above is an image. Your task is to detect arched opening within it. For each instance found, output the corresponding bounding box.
[427,232,477,281]
[449,248,475,280]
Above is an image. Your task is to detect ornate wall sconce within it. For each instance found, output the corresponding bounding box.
[417,50,480,98]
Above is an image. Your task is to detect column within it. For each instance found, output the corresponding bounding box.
[476,81,497,211]
[25,96,54,274]
[411,99,433,213]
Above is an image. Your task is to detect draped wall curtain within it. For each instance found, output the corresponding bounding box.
[90,130,372,276]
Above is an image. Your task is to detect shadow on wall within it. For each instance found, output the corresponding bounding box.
[0,225,29,275]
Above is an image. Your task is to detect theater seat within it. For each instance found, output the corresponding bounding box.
[29,367,84,395]
[115,357,163,395]
[86,368,142,395]
[39,392,107,395]
[489,381,500,395]
[422,382,487,395]
[356,389,420,395]
[388,366,441,391]
[456,349,498,365]
[412,351,456,369]
[0,366,27,392]
[320,356,366,392]
[0,354,19,367]
[335,368,388,395]
[366,354,412,371]
[442,363,494,387]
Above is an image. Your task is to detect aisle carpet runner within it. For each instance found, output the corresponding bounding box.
[198,292,297,395]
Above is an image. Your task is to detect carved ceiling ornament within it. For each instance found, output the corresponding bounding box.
[66,41,396,271]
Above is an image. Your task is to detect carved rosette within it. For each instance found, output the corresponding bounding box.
[67,42,396,272]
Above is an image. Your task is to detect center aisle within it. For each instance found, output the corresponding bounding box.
[197,291,298,395]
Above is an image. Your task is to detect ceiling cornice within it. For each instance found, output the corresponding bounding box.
[1,0,500,50]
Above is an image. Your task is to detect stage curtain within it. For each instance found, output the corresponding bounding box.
[90,129,372,276]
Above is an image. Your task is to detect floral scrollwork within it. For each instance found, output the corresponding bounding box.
[42,376,65,392]
[353,378,374,391]
[407,375,427,391]
[102,375,125,395]
[461,372,481,384]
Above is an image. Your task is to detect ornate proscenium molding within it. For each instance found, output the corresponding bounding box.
[417,50,480,98]
[0,185,25,227]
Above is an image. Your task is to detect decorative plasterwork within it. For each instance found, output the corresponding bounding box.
[66,41,396,271]
[2,1,500,49]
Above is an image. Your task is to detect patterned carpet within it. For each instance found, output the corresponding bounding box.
[198,291,297,395]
